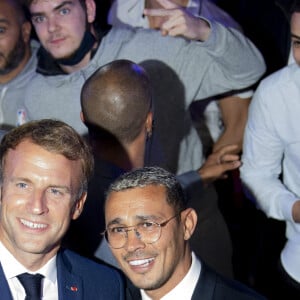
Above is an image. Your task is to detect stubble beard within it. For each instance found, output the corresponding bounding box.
[0,34,26,76]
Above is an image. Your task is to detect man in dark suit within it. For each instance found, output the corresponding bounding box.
[103,166,265,299]
[0,119,124,299]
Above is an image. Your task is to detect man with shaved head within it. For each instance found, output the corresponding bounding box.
[81,60,153,170]
[0,0,38,130]
[65,60,242,279]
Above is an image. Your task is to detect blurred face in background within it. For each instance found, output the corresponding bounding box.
[0,0,31,81]
[291,12,300,65]
[29,0,95,61]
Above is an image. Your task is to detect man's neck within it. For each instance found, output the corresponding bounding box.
[59,49,93,74]
[58,28,98,74]
[0,237,59,272]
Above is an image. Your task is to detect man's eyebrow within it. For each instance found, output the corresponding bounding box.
[106,215,162,227]
[31,0,74,16]
[10,177,31,184]
[107,218,123,227]
[48,185,71,193]
[0,19,9,25]
[291,33,300,41]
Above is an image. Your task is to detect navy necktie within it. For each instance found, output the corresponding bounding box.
[17,273,44,300]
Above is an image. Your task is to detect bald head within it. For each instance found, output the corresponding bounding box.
[81,60,152,144]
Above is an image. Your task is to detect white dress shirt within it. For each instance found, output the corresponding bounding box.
[0,241,58,299]
[241,63,300,282]
[141,252,201,300]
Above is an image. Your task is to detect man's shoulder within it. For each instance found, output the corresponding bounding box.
[58,248,122,279]
[57,248,124,298]
[259,64,298,91]
[196,262,266,300]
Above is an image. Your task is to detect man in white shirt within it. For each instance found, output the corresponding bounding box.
[0,119,124,299]
[241,1,300,298]
[103,166,265,299]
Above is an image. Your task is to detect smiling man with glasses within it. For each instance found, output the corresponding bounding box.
[104,166,265,300]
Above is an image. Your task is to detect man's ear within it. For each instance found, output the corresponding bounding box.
[85,0,96,23]
[22,21,32,44]
[181,208,197,241]
[71,192,87,220]
[80,111,85,123]
[145,111,153,136]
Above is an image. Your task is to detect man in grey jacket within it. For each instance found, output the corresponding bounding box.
[23,0,265,175]
[0,0,38,130]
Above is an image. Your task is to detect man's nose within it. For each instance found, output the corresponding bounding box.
[27,190,49,215]
[125,229,146,252]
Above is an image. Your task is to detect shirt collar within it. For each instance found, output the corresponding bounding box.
[141,252,201,300]
[0,241,57,284]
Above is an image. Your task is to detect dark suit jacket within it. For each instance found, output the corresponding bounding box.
[126,260,266,300]
[0,248,124,299]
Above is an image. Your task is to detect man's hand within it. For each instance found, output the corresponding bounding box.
[198,144,241,186]
[144,0,211,41]
[292,200,300,223]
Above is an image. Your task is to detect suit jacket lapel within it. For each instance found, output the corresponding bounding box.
[56,250,83,300]
[192,262,216,300]
[0,263,13,300]
[125,278,141,300]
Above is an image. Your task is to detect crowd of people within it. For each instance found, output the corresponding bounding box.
[0,0,299,299]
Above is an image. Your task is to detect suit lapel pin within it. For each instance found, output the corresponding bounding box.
[67,285,78,292]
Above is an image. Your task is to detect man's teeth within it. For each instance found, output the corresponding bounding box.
[21,219,47,229]
[129,258,154,266]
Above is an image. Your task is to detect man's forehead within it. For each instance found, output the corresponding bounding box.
[29,0,79,8]
[106,186,171,214]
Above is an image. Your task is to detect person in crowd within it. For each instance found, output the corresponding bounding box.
[103,166,266,300]
[240,1,300,298]
[108,0,252,155]
[0,0,39,130]
[66,60,241,278]
[0,119,124,299]
[22,0,265,176]
[105,0,254,279]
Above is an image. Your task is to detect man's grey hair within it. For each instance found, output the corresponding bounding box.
[106,166,187,213]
